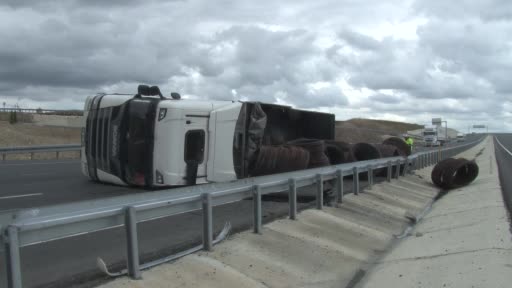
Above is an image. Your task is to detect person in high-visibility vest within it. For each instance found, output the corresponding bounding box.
[405,137,414,153]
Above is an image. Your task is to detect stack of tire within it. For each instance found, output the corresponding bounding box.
[251,145,310,176]
[431,158,479,189]
[288,139,330,168]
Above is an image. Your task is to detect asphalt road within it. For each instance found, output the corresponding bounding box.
[494,134,512,216]
[0,135,483,288]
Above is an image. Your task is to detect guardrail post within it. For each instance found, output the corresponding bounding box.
[2,153,5,161]
[56,151,60,159]
[30,152,34,160]
[316,174,323,210]
[5,226,22,288]
[394,160,400,179]
[124,206,141,279]
[288,179,297,220]
[353,166,359,195]
[368,165,373,189]
[202,193,213,251]
[253,185,262,234]
[387,161,392,182]
[336,169,344,204]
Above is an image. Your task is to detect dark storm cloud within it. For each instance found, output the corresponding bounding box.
[0,0,510,131]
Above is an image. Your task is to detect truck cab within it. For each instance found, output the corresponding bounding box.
[423,125,440,147]
[81,86,335,188]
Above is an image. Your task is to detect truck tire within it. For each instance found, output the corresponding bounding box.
[287,139,330,168]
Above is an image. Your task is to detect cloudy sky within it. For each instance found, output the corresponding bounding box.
[0,0,511,132]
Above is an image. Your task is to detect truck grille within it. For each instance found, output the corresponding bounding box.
[85,95,113,180]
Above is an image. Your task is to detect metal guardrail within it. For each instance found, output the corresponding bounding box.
[0,144,81,160]
[0,138,484,288]
[0,108,59,114]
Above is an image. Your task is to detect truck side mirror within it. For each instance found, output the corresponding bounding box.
[171,92,181,100]
[137,85,150,96]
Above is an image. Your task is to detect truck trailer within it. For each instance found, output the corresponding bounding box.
[81,85,335,188]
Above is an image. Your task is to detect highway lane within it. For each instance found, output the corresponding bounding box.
[0,134,481,212]
[0,135,484,287]
[494,134,512,215]
[0,159,140,211]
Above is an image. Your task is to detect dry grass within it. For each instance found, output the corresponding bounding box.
[0,121,81,160]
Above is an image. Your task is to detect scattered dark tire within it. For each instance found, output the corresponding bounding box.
[251,145,310,176]
[351,143,381,161]
[287,139,330,168]
[324,143,345,165]
[431,158,479,189]
[374,144,400,158]
[452,160,479,187]
[383,137,410,156]
[372,144,401,176]
[431,158,461,187]
[326,140,355,163]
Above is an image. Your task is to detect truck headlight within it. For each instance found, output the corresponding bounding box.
[156,170,164,184]
[158,108,167,121]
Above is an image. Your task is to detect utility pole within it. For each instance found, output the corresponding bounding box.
[442,120,448,141]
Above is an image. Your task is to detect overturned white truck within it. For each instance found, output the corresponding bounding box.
[81,86,335,188]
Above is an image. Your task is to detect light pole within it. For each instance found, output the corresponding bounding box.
[442,120,448,142]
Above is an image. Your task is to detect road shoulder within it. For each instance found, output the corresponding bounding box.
[358,137,512,288]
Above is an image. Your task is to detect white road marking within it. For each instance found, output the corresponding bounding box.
[0,161,79,166]
[0,193,43,200]
[495,136,512,156]
[21,172,54,176]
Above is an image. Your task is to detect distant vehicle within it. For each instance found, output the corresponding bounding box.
[423,125,441,147]
[456,133,465,142]
[423,124,448,147]
[81,85,335,188]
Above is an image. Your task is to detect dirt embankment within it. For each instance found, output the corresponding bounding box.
[335,118,422,143]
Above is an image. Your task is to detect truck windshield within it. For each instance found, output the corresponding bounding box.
[121,98,157,186]
[424,132,436,136]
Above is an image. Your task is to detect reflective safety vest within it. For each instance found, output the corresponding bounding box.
[405,138,414,146]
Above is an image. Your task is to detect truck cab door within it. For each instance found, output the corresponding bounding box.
[207,103,242,182]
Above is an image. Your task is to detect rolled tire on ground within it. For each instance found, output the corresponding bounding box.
[431,158,461,187]
[382,137,410,156]
[251,145,310,176]
[431,158,479,189]
[452,160,479,187]
[287,139,330,168]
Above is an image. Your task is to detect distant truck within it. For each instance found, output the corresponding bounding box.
[81,85,335,188]
[456,133,465,142]
[423,125,445,147]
